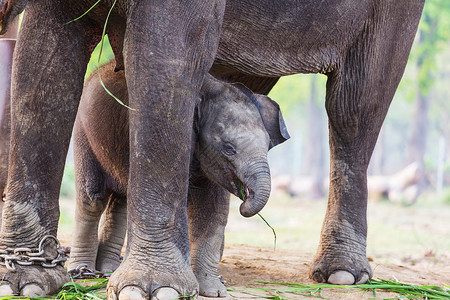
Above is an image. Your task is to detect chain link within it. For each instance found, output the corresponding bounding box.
[68,264,111,279]
[1,237,116,280]
[0,235,67,272]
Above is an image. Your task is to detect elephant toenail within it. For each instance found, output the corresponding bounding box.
[0,285,14,296]
[20,284,45,297]
[119,286,146,300]
[328,271,355,285]
[151,287,179,300]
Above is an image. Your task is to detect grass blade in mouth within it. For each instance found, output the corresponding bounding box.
[239,181,277,250]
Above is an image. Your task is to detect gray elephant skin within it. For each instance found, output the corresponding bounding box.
[68,62,288,297]
[0,0,424,299]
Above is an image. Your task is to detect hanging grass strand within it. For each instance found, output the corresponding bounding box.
[96,0,135,111]
[65,0,102,25]
[66,0,133,110]
[239,181,277,250]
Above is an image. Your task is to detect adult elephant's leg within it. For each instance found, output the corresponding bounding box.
[96,194,127,273]
[0,3,94,296]
[188,174,229,297]
[310,1,424,285]
[106,2,226,299]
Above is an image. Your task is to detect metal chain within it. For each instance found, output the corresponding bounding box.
[0,235,68,272]
[67,263,111,279]
[0,236,116,279]
[63,245,118,279]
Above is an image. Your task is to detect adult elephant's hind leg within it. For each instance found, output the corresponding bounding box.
[0,3,95,297]
[106,1,226,300]
[310,1,424,285]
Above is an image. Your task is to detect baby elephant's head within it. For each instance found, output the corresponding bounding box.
[195,75,290,217]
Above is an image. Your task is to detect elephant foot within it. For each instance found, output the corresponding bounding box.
[96,255,121,274]
[68,256,96,274]
[0,264,70,296]
[197,273,227,297]
[107,256,198,300]
[309,250,372,284]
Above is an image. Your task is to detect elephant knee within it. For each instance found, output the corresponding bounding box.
[79,189,109,216]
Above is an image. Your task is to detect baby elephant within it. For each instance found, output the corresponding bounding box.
[68,63,289,297]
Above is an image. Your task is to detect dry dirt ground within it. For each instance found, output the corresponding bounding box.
[57,193,450,299]
[214,244,450,299]
[58,233,450,299]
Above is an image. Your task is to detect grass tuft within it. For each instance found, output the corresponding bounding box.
[229,279,450,300]
[56,278,108,300]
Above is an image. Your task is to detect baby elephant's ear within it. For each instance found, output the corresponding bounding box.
[253,94,290,149]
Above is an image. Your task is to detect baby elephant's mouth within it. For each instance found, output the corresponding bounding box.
[230,175,253,202]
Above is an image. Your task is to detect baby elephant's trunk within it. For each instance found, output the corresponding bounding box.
[239,159,271,218]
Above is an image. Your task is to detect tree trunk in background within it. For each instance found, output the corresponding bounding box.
[304,75,325,199]
[407,30,429,193]
[369,127,386,175]
[408,88,429,170]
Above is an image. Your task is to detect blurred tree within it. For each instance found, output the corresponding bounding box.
[304,75,326,198]
[407,0,450,176]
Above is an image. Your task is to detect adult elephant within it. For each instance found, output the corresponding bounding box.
[0,0,229,299]
[210,0,424,285]
[0,0,424,298]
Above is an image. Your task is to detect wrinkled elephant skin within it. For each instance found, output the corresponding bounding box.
[0,0,424,298]
[0,0,228,299]
[211,0,424,285]
[68,63,288,297]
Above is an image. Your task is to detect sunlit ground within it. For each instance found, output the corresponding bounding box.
[58,163,450,269]
[225,191,450,266]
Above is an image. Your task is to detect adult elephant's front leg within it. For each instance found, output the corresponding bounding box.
[106,2,225,300]
[0,3,95,297]
[310,1,424,285]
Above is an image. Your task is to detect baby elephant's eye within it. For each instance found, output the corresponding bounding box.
[222,142,237,156]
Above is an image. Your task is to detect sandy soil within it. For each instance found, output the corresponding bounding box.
[213,244,450,299]
[58,230,449,299]
[57,193,450,299]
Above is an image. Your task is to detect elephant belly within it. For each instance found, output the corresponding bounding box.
[216,0,370,76]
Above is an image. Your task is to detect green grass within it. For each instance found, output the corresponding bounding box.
[224,193,450,264]
[1,278,447,300]
[229,279,450,300]
[0,278,108,300]
[56,279,108,300]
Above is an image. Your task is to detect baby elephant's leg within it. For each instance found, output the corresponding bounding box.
[69,131,109,271]
[96,194,127,273]
[188,176,229,297]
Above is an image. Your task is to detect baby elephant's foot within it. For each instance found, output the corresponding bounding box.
[0,265,69,296]
[107,257,198,300]
[197,274,227,297]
